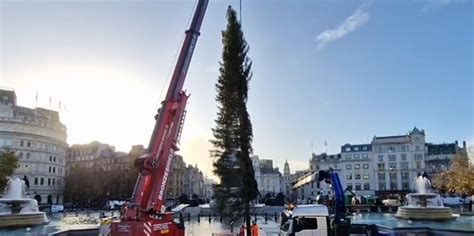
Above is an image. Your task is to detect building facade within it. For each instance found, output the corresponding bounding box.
[372,128,426,195]
[340,144,374,195]
[66,141,116,172]
[0,89,67,204]
[425,141,467,177]
[305,127,467,198]
[252,155,282,195]
[184,164,204,197]
[166,155,186,199]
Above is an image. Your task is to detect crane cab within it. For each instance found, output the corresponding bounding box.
[280,204,329,236]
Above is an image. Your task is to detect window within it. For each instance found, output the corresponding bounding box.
[401,172,409,180]
[378,183,386,190]
[401,145,406,152]
[19,152,23,159]
[363,146,368,151]
[34,178,38,185]
[389,163,397,170]
[347,183,353,190]
[400,162,408,169]
[362,153,368,159]
[53,167,56,173]
[414,154,423,160]
[355,174,361,180]
[389,172,397,180]
[388,155,396,162]
[390,181,398,190]
[378,173,385,180]
[354,154,360,159]
[20,140,24,146]
[54,156,56,162]
[40,178,44,185]
[355,184,361,190]
[354,164,360,169]
[354,147,359,151]
[388,146,396,152]
[345,147,351,152]
[377,163,385,170]
[363,164,369,169]
[363,173,370,179]
[401,154,407,161]
[416,161,422,169]
[49,156,52,162]
[26,153,30,159]
[402,182,410,190]
[52,179,55,186]
[346,174,352,180]
[415,145,420,151]
[346,164,352,170]
[377,147,383,152]
[378,155,383,162]
[364,183,370,190]
[49,166,51,173]
[345,154,351,160]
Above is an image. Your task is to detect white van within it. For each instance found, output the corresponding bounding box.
[280,204,329,236]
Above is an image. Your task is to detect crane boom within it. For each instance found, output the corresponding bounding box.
[111,1,208,235]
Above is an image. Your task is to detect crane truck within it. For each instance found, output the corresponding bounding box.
[282,170,353,236]
[109,0,208,235]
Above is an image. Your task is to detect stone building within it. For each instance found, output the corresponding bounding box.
[252,155,282,195]
[166,154,186,199]
[305,127,467,198]
[184,164,204,197]
[425,141,467,177]
[0,88,67,204]
[66,141,115,172]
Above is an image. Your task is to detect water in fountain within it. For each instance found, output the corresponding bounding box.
[0,177,48,227]
[395,172,457,221]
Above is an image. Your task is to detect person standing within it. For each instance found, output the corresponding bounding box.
[251,221,259,236]
[239,224,245,236]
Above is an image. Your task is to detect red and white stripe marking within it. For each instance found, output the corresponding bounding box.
[144,222,152,236]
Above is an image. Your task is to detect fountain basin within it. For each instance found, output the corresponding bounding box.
[395,193,457,221]
[395,207,458,221]
[0,177,49,228]
[0,212,49,228]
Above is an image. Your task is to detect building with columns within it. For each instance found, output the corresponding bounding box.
[0,88,67,204]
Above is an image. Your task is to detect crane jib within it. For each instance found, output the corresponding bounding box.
[158,150,174,202]
[181,33,198,75]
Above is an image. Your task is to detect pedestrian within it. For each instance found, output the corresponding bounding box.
[251,221,259,236]
[23,176,30,190]
[239,224,245,236]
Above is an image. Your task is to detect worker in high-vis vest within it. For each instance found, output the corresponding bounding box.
[251,221,259,236]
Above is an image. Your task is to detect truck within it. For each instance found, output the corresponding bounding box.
[285,169,354,236]
[108,0,208,235]
[280,204,330,236]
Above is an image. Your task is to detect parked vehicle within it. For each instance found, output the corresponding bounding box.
[280,204,329,236]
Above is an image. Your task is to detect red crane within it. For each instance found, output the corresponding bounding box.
[110,1,208,235]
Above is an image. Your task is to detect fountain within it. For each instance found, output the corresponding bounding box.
[395,172,457,221]
[0,177,48,227]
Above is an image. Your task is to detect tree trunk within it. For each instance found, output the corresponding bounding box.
[245,200,251,236]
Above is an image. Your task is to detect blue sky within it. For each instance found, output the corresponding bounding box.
[1,0,472,176]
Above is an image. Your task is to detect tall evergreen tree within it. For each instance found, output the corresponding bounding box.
[211,6,259,235]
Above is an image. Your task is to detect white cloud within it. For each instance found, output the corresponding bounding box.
[316,4,369,49]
